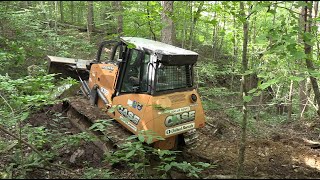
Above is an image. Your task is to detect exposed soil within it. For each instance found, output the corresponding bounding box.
[198,111,320,179]
[2,100,320,179]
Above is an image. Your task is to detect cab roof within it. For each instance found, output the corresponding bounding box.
[120,37,198,56]
[120,37,198,65]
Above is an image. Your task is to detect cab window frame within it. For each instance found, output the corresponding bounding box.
[118,48,150,94]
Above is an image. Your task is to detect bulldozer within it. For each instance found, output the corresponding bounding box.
[48,37,206,150]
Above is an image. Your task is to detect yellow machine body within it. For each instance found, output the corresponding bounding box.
[49,37,206,150]
[88,63,205,149]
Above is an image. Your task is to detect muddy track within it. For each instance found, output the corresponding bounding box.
[64,96,133,154]
[63,95,218,163]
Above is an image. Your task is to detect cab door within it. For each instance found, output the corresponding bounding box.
[112,48,152,134]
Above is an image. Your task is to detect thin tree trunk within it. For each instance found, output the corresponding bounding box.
[231,14,237,104]
[23,1,29,8]
[218,13,226,56]
[212,2,218,60]
[189,1,193,46]
[182,2,188,48]
[40,1,46,20]
[189,1,204,50]
[59,1,64,22]
[71,1,74,23]
[87,1,95,41]
[112,1,123,37]
[315,1,319,61]
[287,80,294,121]
[146,1,156,40]
[272,1,277,25]
[54,1,58,31]
[48,1,53,20]
[160,1,176,45]
[299,7,308,118]
[237,2,249,178]
[251,16,256,69]
[256,89,264,121]
[77,2,82,24]
[304,1,320,116]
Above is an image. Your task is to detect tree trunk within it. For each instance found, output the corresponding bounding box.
[114,1,123,36]
[287,80,294,121]
[71,1,74,23]
[160,1,176,45]
[218,12,226,54]
[189,1,204,50]
[315,1,319,61]
[59,1,64,22]
[23,1,29,8]
[303,1,320,116]
[182,2,188,48]
[54,1,58,31]
[299,6,308,118]
[118,1,123,36]
[212,1,218,60]
[231,14,237,103]
[237,2,249,179]
[48,1,53,20]
[77,2,83,24]
[87,1,95,40]
[146,1,156,40]
[251,16,256,69]
[218,13,226,56]
[40,1,46,20]
[272,1,277,26]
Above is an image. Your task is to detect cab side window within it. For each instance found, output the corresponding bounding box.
[121,49,149,93]
[121,49,141,93]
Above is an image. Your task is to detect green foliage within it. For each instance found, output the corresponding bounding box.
[0,73,73,114]
[225,107,242,124]
[106,130,214,179]
[82,167,113,179]
[200,87,238,98]
[24,125,50,149]
[53,132,96,150]
[89,119,113,132]
[153,149,216,178]
[107,138,151,178]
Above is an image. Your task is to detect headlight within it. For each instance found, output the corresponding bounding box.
[191,94,197,103]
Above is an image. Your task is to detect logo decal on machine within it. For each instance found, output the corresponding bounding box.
[102,66,114,71]
[100,87,109,95]
[117,105,141,125]
[120,116,137,132]
[158,106,190,115]
[127,99,143,111]
[165,111,196,127]
[165,123,195,136]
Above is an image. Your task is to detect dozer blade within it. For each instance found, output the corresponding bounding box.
[47,55,92,80]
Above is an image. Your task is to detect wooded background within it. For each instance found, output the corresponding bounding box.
[1,1,320,179]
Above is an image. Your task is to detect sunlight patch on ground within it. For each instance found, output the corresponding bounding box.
[292,155,320,171]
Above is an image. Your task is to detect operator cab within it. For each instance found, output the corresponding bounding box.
[96,37,199,97]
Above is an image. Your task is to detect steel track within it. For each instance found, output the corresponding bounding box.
[64,95,216,162]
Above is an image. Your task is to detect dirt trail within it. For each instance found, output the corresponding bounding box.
[9,102,320,179]
[197,112,320,179]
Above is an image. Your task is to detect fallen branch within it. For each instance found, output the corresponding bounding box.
[0,92,14,115]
